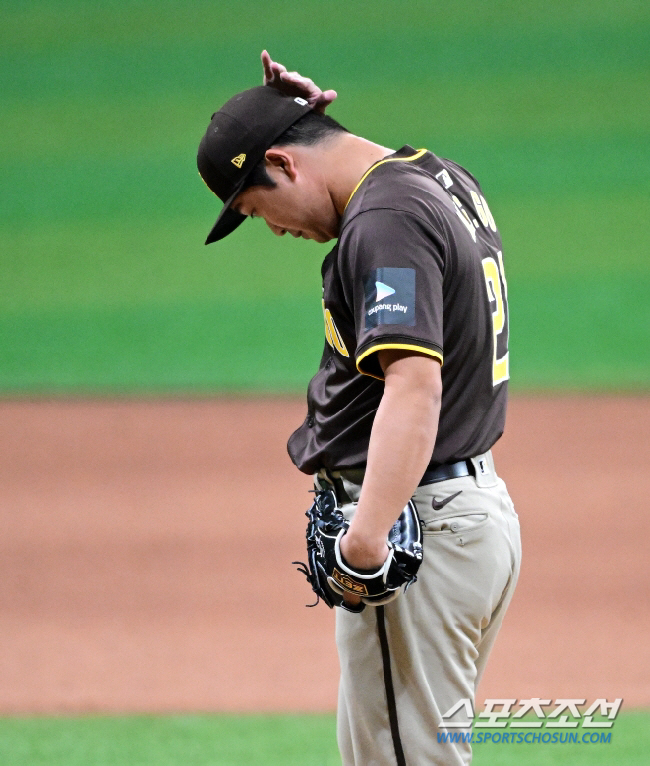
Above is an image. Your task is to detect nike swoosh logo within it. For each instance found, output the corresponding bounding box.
[431,490,463,510]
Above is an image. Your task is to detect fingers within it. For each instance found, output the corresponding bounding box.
[279,72,337,111]
[261,50,272,83]
[262,53,337,113]
[313,89,338,113]
[279,72,322,103]
[279,70,315,88]
[261,49,287,84]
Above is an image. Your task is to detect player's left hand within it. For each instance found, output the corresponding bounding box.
[294,489,423,613]
[261,50,337,113]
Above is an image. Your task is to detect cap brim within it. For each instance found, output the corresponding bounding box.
[204,180,248,245]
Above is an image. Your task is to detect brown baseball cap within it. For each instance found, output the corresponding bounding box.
[197,86,312,244]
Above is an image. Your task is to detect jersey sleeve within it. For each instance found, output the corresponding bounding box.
[339,208,446,381]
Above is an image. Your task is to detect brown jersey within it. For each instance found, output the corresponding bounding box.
[287,146,510,475]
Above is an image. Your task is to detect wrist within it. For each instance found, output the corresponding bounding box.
[341,526,389,571]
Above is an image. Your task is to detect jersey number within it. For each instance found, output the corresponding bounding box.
[482,252,509,386]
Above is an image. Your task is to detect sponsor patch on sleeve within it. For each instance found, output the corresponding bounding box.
[364,267,416,329]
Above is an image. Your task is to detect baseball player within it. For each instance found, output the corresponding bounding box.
[197,53,522,765]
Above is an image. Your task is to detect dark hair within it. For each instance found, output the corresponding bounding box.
[240,111,349,192]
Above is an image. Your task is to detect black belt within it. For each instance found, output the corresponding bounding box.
[323,458,474,504]
[419,459,473,486]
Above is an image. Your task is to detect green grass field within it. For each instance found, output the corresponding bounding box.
[0,712,647,766]
[1,0,649,393]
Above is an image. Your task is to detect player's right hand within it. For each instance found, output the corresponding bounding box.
[261,50,337,113]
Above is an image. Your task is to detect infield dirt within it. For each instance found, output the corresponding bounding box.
[0,396,648,713]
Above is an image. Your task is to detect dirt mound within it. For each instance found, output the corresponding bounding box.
[0,396,647,712]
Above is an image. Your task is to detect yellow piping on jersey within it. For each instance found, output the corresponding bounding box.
[356,343,443,381]
[345,149,428,210]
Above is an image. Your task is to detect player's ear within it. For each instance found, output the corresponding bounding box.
[265,148,298,182]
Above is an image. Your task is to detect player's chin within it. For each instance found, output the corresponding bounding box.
[310,232,334,243]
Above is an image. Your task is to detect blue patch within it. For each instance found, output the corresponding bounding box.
[364,268,416,329]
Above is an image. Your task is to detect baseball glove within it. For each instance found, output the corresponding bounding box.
[293,488,423,613]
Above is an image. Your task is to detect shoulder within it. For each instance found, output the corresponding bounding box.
[440,157,481,190]
[340,149,466,242]
[346,159,442,222]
